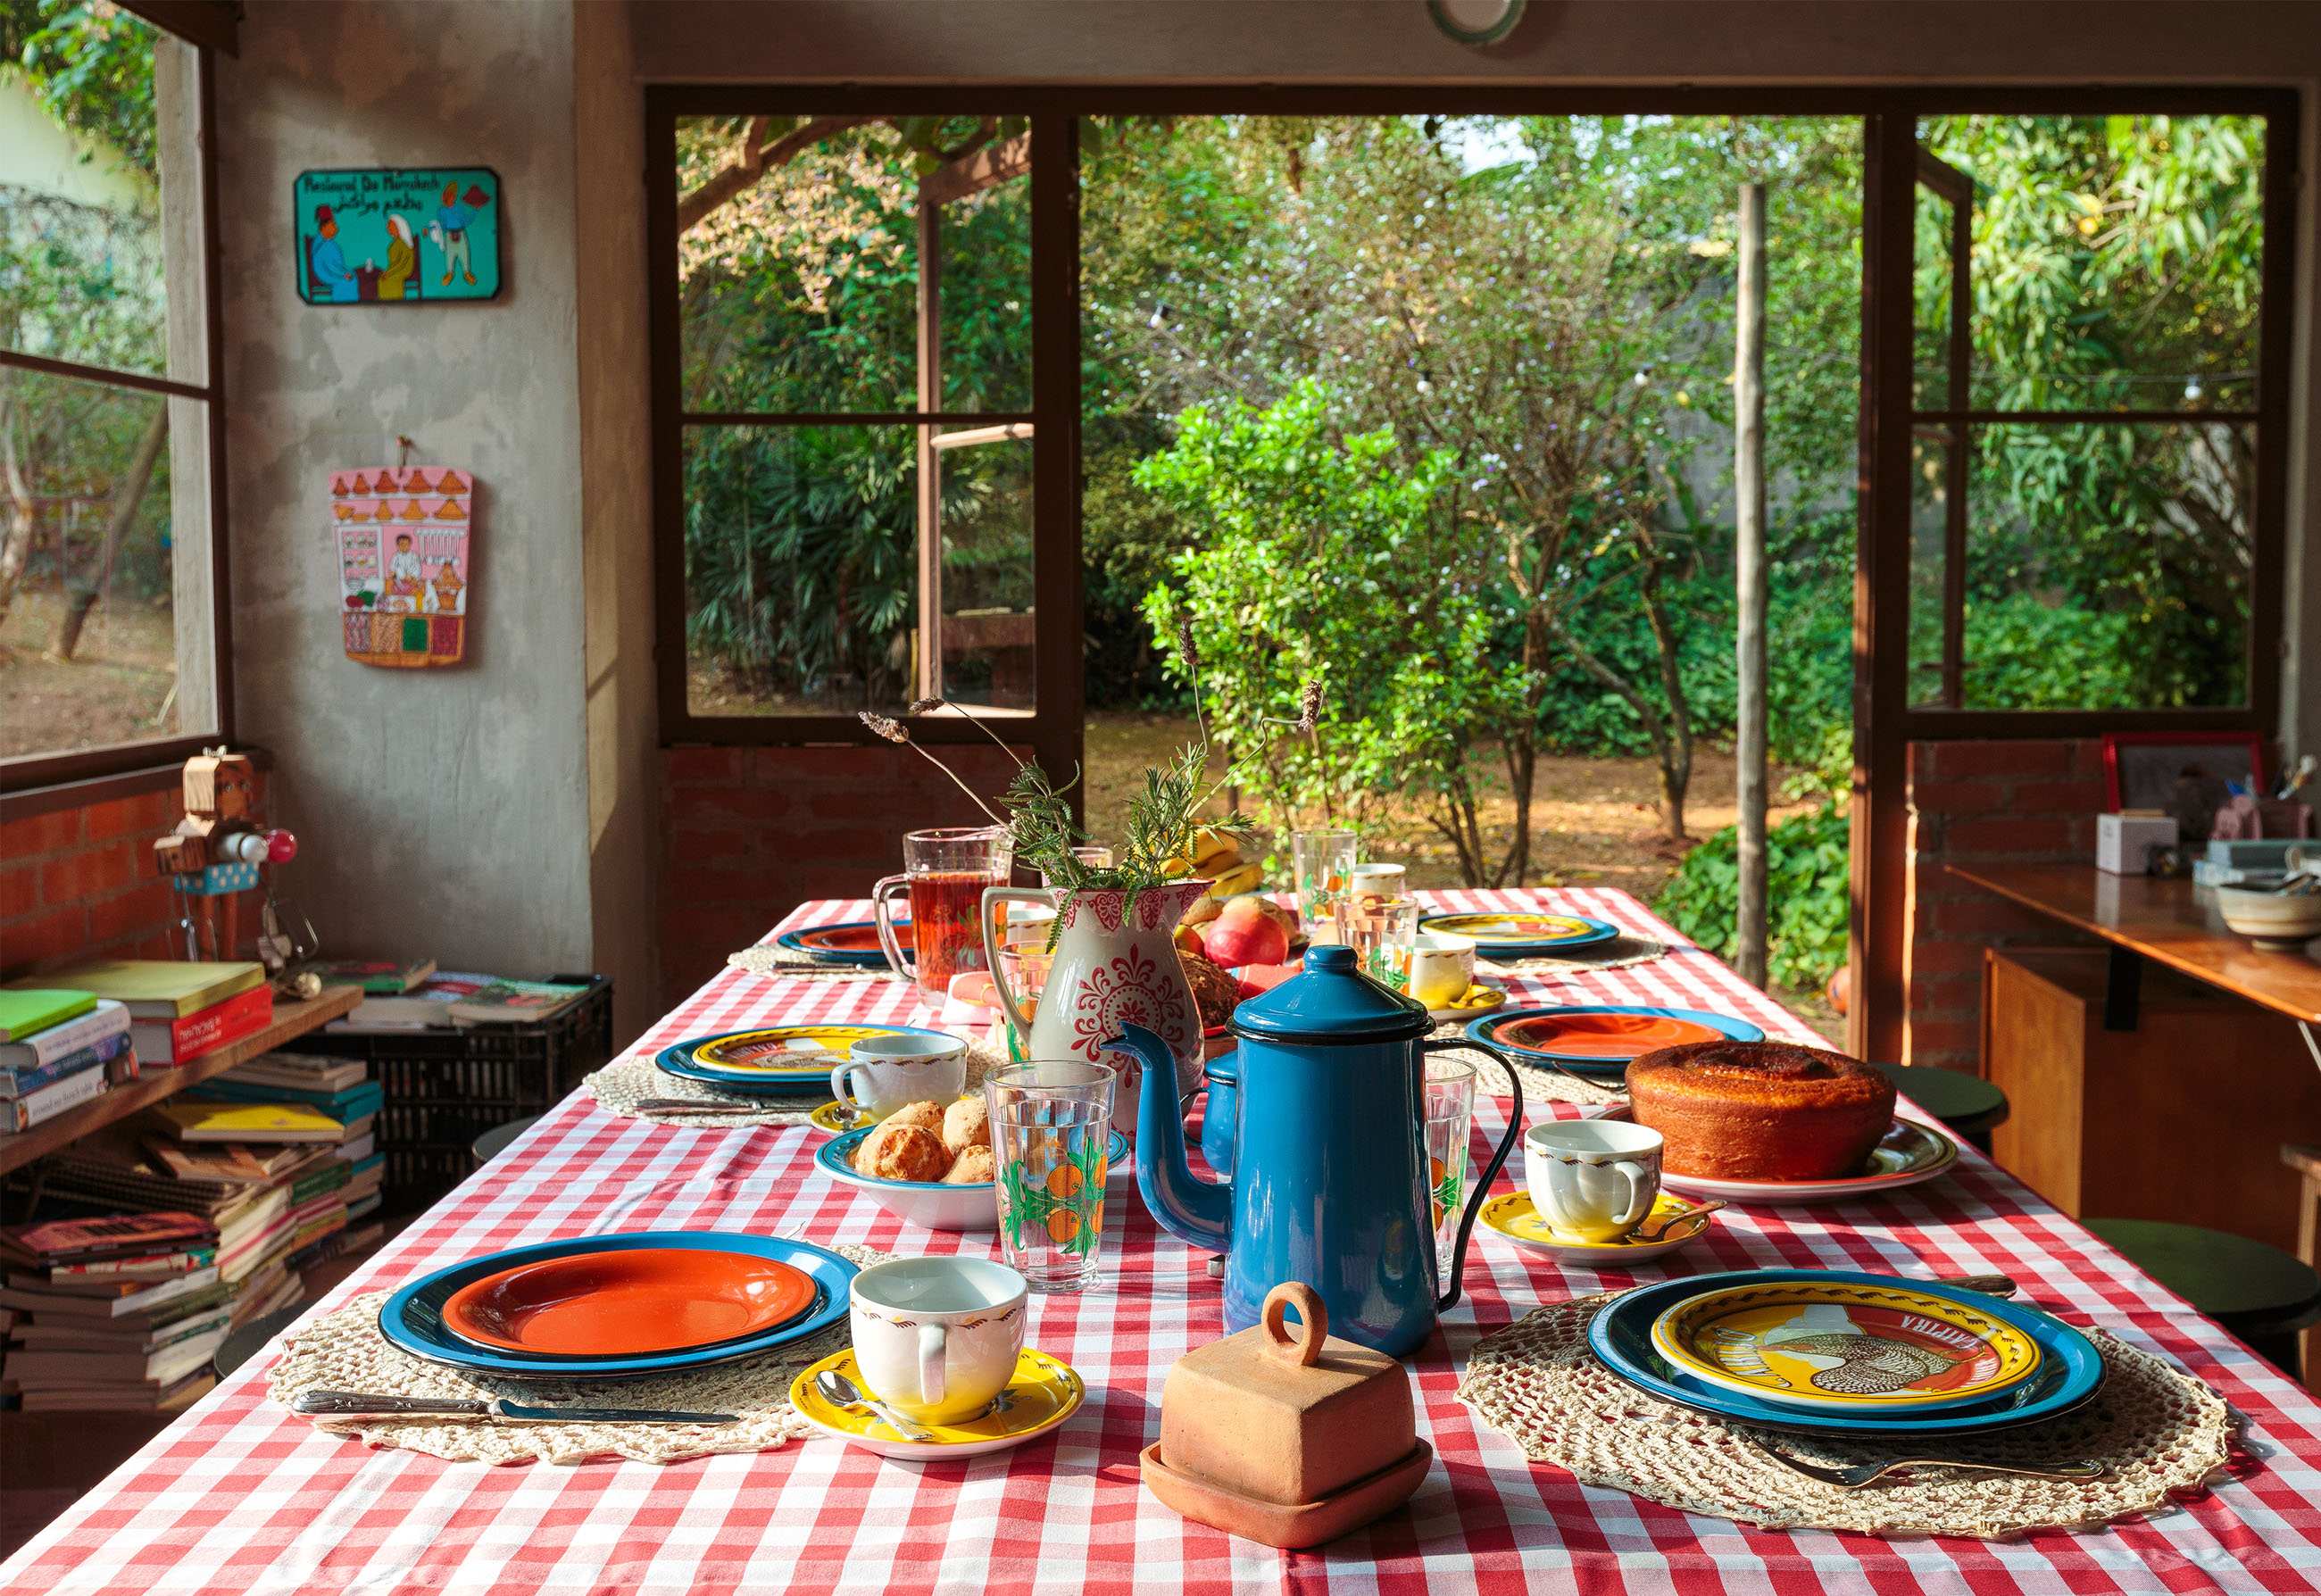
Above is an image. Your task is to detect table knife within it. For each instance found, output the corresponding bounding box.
[292,1389,739,1425]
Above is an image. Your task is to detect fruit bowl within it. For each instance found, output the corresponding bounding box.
[2215,885,2321,952]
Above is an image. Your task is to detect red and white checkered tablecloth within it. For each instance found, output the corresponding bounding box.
[8,888,2319,1595]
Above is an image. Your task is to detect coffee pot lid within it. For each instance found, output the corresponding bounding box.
[1229,944,1431,1044]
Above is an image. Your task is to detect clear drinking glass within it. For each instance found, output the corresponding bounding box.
[1423,1059,1477,1276]
[872,826,1013,1001]
[1337,893,1419,992]
[1038,845,1114,888]
[1291,828,1358,945]
[994,937,1055,1061]
[985,1061,1117,1293]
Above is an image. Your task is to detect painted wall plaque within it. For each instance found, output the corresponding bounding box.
[294,168,502,304]
[335,465,471,667]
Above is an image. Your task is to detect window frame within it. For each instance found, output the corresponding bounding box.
[0,26,236,794]
[645,94,1083,784]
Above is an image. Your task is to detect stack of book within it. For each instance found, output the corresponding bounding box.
[184,1052,387,1228]
[0,1213,228,1412]
[0,989,137,1133]
[337,973,588,1030]
[4,961,272,1067]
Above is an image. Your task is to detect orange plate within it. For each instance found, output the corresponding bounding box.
[1497,1011,1724,1061]
[442,1247,819,1357]
[797,925,889,953]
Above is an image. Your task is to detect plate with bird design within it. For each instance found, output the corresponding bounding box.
[1649,1277,2043,1414]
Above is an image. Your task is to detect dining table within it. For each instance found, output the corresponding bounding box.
[6,886,2321,1595]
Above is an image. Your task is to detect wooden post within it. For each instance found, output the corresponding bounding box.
[1734,182,1770,990]
[915,193,944,702]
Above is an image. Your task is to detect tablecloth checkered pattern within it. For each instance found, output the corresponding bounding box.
[7,888,2320,1595]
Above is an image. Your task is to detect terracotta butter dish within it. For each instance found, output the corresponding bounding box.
[1140,1282,1433,1548]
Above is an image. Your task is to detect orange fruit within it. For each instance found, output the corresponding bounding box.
[1045,1166,1086,1200]
[1045,1209,1082,1245]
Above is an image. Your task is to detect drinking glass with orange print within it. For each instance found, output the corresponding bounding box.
[1423,1059,1477,1276]
[985,1061,1116,1293]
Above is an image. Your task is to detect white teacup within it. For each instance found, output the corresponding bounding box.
[849,1257,1027,1424]
[1410,931,1477,1008]
[832,1030,968,1121]
[1525,1119,1663,1243]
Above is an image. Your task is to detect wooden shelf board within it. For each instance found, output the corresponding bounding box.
[0,985,362,1177]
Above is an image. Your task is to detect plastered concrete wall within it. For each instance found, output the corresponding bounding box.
[216,1,594,979]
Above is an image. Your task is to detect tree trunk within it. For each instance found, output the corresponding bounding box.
[51,406,169,663]
[1635,552,1695,843]
[0,396,35,636]
[1499,727,1536,887]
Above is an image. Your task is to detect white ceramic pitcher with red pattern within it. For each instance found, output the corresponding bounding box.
[982,879,1210,1143]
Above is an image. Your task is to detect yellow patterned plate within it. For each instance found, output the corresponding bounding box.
[787,1346,1085,1460]
[686,1025,940,1078]
[1418,911,1615,949]
[1479,1190,1715,1263]
[1650,1279,2042,1413]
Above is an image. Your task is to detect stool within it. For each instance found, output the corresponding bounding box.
[471,1115,542,1165]
[212,1304,308,1381]
[2280,1145,2321,1392]
[2084,1216,2321,1383]
[1869,1062,2009,1153]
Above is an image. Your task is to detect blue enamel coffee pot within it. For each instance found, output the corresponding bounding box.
[1109,945,1525,1358]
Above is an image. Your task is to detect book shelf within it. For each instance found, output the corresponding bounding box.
[0,985,362,1177]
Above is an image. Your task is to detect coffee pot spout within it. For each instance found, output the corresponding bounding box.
[1109,1024,1231,1251]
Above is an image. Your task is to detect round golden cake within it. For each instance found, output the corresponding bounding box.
[1625,1040,1896,1181]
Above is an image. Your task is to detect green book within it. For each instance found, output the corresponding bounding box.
[0,989,96,1043]
[9,961,265,1019]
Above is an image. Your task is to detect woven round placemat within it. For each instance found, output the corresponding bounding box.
[585,1037,1012,1128]
[728,943,906,982]
[1427,1028,1625,1107]
[1456,1293,2237,1538]
[1476,935,1669,975]
[266,1243,896,1466]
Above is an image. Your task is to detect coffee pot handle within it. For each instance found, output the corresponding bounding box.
[1423,1037,1525,1313]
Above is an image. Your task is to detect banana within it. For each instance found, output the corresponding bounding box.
[1208,861,1264,900]
[1194,831,1243,872]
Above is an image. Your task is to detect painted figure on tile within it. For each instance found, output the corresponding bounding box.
[379,215,416,301]
[384,532,425,605]
[309,204,358,303]
[433,181,477,287]
[429,557,465,615]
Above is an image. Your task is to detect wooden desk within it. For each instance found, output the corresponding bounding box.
[1946,864,2321,1026]
[0,985,362,1176]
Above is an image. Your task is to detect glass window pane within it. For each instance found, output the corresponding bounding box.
[0,15,205,386]
[0,368,216,758]
[681,424,917,716]
[936,157,1032,414]
[1920,115,2265,413]
[1909,428,1954,708]
[1913,181,1956,412]
[1960,420,2251,710]
[932,432,1033,708]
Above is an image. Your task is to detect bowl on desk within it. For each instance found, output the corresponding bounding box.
[2213,884,2321,952]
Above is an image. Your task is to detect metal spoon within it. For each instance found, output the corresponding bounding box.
[1631,1200,1725,1241]
[813,1368,936,1442]
[1746,1435,2104,1490]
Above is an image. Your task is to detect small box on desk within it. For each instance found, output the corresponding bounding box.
[2097,813,2179,875]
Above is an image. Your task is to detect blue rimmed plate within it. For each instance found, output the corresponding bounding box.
[774,921,910,969]
[1418,911,1623,956]
[656,1023,957,1097]
[1586,1268,2103,1438]
[1468,1005,1764,1079]
[817,1125,1129,1233]
[379,1231,856,1382]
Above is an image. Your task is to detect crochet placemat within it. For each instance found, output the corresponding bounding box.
[1477,935,1670,976]
[1456,1293,2237,1538]
[584,1038,1011,1129]
[728,943,906,982]
[266,1244,897,1466]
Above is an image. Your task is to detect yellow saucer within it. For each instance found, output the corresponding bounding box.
[1651,1279,2042,1412]
[1478,1190,1714,1262]
[1427,985,1508,1023]
[807,1094,976,1135]
[787,1346,1084,1460]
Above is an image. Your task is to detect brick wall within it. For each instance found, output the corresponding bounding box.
[0,773,269,979]
[1903,737,2102,1071]
[658,744,1029,1007]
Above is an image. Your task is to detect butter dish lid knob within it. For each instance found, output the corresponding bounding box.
[1261,1282,1327,1367]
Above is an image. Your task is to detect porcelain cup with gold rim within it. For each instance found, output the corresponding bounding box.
[1410,931,1477,1009]
[848,1257,1027,1425]
[1525,1119,1663,1243]
[831,1030,968,1122]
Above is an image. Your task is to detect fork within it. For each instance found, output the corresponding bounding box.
[1745,1435,2105,1490]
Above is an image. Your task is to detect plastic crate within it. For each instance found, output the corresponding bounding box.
[277,974,612,1211]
